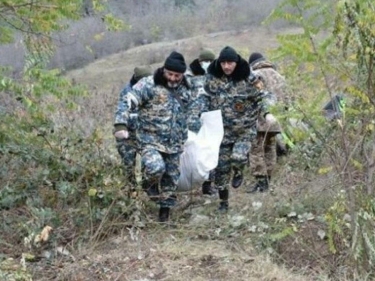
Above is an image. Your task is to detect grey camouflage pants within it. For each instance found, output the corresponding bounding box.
[116,136,137,184]
[215,141,251,191]
[141,148,181,207]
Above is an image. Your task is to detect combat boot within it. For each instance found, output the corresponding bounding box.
[247,176,269,193]
[259,176,270,192]
[142,181,159,201]
[231,168,243,189]
[159,207,170,222]
[218,189,229,212]
[202,181,217,196]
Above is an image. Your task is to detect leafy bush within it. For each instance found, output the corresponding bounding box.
[265,0,375,277]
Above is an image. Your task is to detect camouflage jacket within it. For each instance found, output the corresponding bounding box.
[251,60,290,106]
[114,82,139,132]
[184,59,213,133]
[201,57,269,144]
[120,68,192,154]
[186,74,210,133]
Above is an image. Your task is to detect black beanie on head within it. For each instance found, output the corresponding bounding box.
[249,52,265,65]
[218,46,239,63]
[164,51,187,73]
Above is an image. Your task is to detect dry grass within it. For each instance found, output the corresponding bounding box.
[56,230,316,281]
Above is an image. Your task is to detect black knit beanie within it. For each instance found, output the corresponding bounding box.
[164,51,187,73]
[218,46,239,63]
[249,52,265,65]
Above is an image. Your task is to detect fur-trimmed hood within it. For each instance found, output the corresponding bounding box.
[153,67,191,89]
[189,59,205,76]
[207,56,250,82]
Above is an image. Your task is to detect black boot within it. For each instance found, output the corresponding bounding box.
[259,176,270,192]
[202,181,216,195]
[218,189,229,212]
[231,168,243,189]
[159,207,170,222]
[142,181,159,200]
[247,176,269,193]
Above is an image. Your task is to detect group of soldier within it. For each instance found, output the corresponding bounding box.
[113,46,288,222]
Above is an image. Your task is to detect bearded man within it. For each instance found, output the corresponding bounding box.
[114,51,192,222]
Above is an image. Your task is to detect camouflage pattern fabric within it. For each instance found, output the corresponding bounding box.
[215,141,251,191]
[114,83,139,182]
[116,136,137,183]
[187,75,209,133]
[114,83,139,130]
[198,57,269,192]
[251,61,288,134]
[127,75,191,154]
[201,75,268,144]
[119,69,192,205]
[251,60,290,106]
[141,148,180,207]
[250,60,288,178]
[250,132,277,177]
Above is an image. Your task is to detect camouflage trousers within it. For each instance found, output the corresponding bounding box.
[116,135,137,184]
[215,141,251,191]
[250,132,277,177]
[141,148,181,207]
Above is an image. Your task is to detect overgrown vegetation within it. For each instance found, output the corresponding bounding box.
[264,0,375,278]
[1,0,375,280]
[0,0,284,74]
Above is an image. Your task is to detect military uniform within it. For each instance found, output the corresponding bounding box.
[199,46,269,210]
[114,83,138,183]
[130,71,191,205]
[114,66,152,184]
[116,52,192,222]
[248,53,289,192]
[186,49,217,195]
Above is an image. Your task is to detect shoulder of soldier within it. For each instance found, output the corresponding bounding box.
[255,67,285,82]
[119,82,132,95]
[132,76,154,91]
[205,73,221,83]
[190,75,206,85]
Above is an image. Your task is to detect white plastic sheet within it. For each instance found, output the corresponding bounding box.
[177,110,224,191]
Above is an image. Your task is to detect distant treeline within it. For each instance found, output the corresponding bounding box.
[0,0,287,75]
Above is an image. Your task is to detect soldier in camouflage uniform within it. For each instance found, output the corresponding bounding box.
[247,52,288,193]
[114,66,153,185]
[186,49,217,196]
[114,51,192,222]
[199,46,276,211]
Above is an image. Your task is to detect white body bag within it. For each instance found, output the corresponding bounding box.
[177,110,223,191]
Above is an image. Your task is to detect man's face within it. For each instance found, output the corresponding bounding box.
[164,69,184,88]
[220,61,237,76]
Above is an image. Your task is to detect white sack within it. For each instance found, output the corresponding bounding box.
[178,110,223,191]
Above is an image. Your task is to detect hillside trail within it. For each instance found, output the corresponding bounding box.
[61,27,314,281]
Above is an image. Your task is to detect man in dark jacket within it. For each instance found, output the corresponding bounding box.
[114,66,152,185]
[187,49,217,196]
[199,46,277,211]
[114,51,192,222]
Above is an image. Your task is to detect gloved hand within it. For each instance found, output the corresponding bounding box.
[265,113,277,125]
[114,130,129,139]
